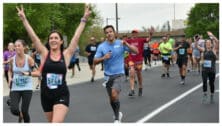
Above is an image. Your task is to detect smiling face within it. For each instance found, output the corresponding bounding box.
[8,42,14,51]
[48,32,63,51]
[14,40,25,55]
[205,39,212,50]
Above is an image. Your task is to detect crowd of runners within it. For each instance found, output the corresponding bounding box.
[3,4,219,123]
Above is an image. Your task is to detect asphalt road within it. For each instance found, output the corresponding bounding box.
[3,64,219,123]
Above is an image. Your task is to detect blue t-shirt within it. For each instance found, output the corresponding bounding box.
[94,39,129,76]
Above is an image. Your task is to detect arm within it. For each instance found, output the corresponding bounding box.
[7,59,13,88]
[16,5,48,58]
[122,40,138,54]
[207,31,219,53]
[21,56,41,77]
[64,4,91,66]
[146,26,155,42]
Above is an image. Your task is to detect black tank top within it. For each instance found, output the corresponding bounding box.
[41,51,67,91]
[202,50,216,72]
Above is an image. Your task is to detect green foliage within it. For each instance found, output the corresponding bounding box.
[3,3,102,49]
[185,3,219,38]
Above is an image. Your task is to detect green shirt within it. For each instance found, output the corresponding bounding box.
[168,38,175,47]
[159,42,172,54]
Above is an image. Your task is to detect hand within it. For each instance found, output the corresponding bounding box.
[207,31,214,37]
[103,52,112,60]
[122,40,128,46]
[148,26,155,35]
[16,5,26,21]
[21,71,29,76]
[83,4,91,19]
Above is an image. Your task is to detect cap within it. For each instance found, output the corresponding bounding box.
[132,29,139,33]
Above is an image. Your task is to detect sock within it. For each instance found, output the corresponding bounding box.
[110,100,120,120]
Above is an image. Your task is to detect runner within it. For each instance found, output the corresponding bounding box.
[94,25,138,123]
[7,39,39,123]
[143,42,152,70]
[199,31,219,104]
[126,27,154,97]
[186,38,193,72]
[151,41,160,65]
[174,36,190,85]
[192,34,205,74]
[85,37,97,82]
[16,4,91,122]
[3,42,16,106]
[159,36,172,78]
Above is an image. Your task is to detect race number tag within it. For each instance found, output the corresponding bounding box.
[47,73,63,89]
[14,75,28,87]
[203,60,212,68]
[179,48,185,55]
[163,56,169,60]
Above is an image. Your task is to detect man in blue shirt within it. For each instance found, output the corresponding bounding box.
[94,25,138,123]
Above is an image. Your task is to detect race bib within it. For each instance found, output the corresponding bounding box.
[163,56,169,60]
[203,60,212,68]
[14,75,28,87]
[179,48,185,55]
[90,46,97,51]
[47,73,63,89]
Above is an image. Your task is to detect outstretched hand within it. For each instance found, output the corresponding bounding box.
[83,4,91,19]
[16,5,26,21]
[148,26,155,35]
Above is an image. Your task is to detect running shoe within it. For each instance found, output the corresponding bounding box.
[91,77,94,82]
[210,94,214,104]
[180,79,185,85]
[202,93,207,104]
[161,74,165,77]
[128,90,135,96]
[167,73,170,78]
[138,88,143,96]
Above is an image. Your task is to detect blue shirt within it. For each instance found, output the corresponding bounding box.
[94,39,129,76]
[11,55,33,91]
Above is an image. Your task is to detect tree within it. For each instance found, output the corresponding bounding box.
[185,3,219,38]
[3,3,100,48]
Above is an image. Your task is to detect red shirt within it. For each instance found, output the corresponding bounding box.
[126,38,147,62]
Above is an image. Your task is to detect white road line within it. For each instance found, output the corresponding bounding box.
[137,73,219,123]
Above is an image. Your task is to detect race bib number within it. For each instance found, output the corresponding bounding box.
[203,60,212,68]
[14,75,28,87]
[47,73,63,89]
[90,46,97,51]
[163,56,169,60]
[179,48,185,55]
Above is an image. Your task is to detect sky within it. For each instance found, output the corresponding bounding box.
[95,3,195,32]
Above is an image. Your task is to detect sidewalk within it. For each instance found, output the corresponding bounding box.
[3,61,162,96]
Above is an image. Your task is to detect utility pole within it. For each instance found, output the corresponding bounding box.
[115,3,119,33]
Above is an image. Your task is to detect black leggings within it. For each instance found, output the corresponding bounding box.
[144,54,151,65]
[10,90,33,122]
[202,71,215,93]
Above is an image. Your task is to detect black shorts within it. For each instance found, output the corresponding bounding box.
[88,58,94,66]
[68,62,75,69]
[41,86,70,112]
[161,55,171,65]
[177,56,188,68]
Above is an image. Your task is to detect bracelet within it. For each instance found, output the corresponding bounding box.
[29,71,31,76]
[81,17,87,23]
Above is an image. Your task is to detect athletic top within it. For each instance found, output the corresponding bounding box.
[32,48,41,65]
[41,52,67,91]
[202,50,216,72]
[192,39,205,58]
[85,44,97,59]
[126,38,147,62]
[3,50,16,71]
[11,54,33,91]
[175,41,190,57]
[159,42,172,55]
[94,39,129,76]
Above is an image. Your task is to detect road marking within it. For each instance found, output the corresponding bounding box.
[137,73,219,123]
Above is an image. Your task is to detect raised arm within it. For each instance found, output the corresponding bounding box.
[207,31,219,53]
[64,4,91,61]
[16,5,47,58]
[146,26,155,42]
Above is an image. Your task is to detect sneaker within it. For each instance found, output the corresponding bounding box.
[118,112,123,122]
[145,65,148,71]
[167,73,170,78]
[128,90,135,96]
[202,93,207,104]
[180,79,185,85]
[114,120,120,123]
[91,77,94,82]
[210,94,214,104]
[36,84,39,89]
[161,74,165,78]
[6,99,11,106]
[138,88,143,96]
